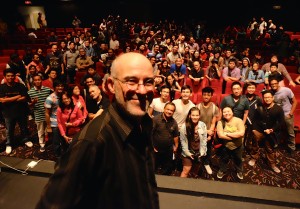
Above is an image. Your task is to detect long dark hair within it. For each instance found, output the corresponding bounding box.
[185,107,200,141]
[59,90,75,111]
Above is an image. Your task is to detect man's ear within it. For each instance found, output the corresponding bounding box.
[107,77,115,94]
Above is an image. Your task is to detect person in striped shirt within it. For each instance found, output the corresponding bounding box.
[28,74,52,152]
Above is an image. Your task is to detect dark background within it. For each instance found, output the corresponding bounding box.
[1,0,299,33]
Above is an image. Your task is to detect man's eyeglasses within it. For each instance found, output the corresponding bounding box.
[270,82,278,86]
[113,77,154,91]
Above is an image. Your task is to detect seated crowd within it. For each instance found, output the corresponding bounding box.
[0,15,299,180]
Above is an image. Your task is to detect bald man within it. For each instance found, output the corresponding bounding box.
[36,53,159,209]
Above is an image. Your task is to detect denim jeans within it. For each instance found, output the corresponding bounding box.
[285,115,296,151]
[4,115,29,146]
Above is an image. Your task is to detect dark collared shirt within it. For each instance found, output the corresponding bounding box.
[35,103,159,209]
[152,113,179,151]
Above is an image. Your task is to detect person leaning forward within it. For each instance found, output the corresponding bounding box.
[35,52,160,209]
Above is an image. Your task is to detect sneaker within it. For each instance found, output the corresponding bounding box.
[39,146,45,153]
[217,170,225,179]
[204,165,213,175]
[5,146,12,154]
[25,141,33,148]
[237,172,243,180]
[248,159,256,167]
[272,166,281,174]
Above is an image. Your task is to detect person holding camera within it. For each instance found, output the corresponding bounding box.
[179,107,207,178]
[206,58,221,81]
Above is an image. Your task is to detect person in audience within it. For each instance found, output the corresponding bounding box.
[156,59,171,82]
[26,53,45,76]
[220,81,249,124]
[166,45,182,65]
[36,48,46,65]
[196,87,220,175]
[63,41,79,84]
[216,106,245,180]
[261,54,296,87]
[248,90,284,174]
[243,82,263,154]
[86,84,110,121]
[188,61,205,86]
[180,107,207,177]
[45,79,65,158]
[148,85,170,117]
[152,102,179,175]
[239,57,251,83]
[246,62,265,84]
[165,74,181,101]
[27,73,52,152]
[42,67,57,87]
[70,85,88,125]
[25,65,43,90]
[47,31,58,46]
[6,53,27,81]
[222,58,241,93]
[57,90,85,149]
[264,63,284,88]
[35,52,159,209]
[206,58,221,82]
[169,58,187,85]
[0,68,33,155]
[44,44,65,82]
[269,76,297,155]
[80,65,102,86]
[76,48,94,72]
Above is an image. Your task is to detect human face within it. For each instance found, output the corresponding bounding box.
[108,53,154,119]
[252,63,259,71]
[85,78,95,87]
[49,71,57,79]
[232,84,242,97]
[89,86,100,100]
[190,109,200,125]
[163,104,175,119]
[62,94,71,106]
[222,107,233,121]
[269,80,279,91]
[72,86,80,96]
[181,89,192,101]
[270,66,277,72]
[29,67,36,75]
[263,93,274,105]
[33,75,42,87]
[228,61,236,69]
[88,68,96,75]
[4,73,15,84]
[55,84,64,95]
[271,56,278,63]
[202,92,212,103]
[160,88,170,101]
[246,84,256,95]
[167,75,174,84]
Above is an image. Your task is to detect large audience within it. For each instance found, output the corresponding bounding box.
[0,14,299,180]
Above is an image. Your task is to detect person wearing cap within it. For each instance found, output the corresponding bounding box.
[240,57,251,83]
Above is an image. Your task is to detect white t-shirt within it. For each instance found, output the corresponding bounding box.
[172,99,195,129]
[149,98,169,116]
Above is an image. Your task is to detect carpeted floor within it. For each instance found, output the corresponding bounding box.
[0,120,299,190]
